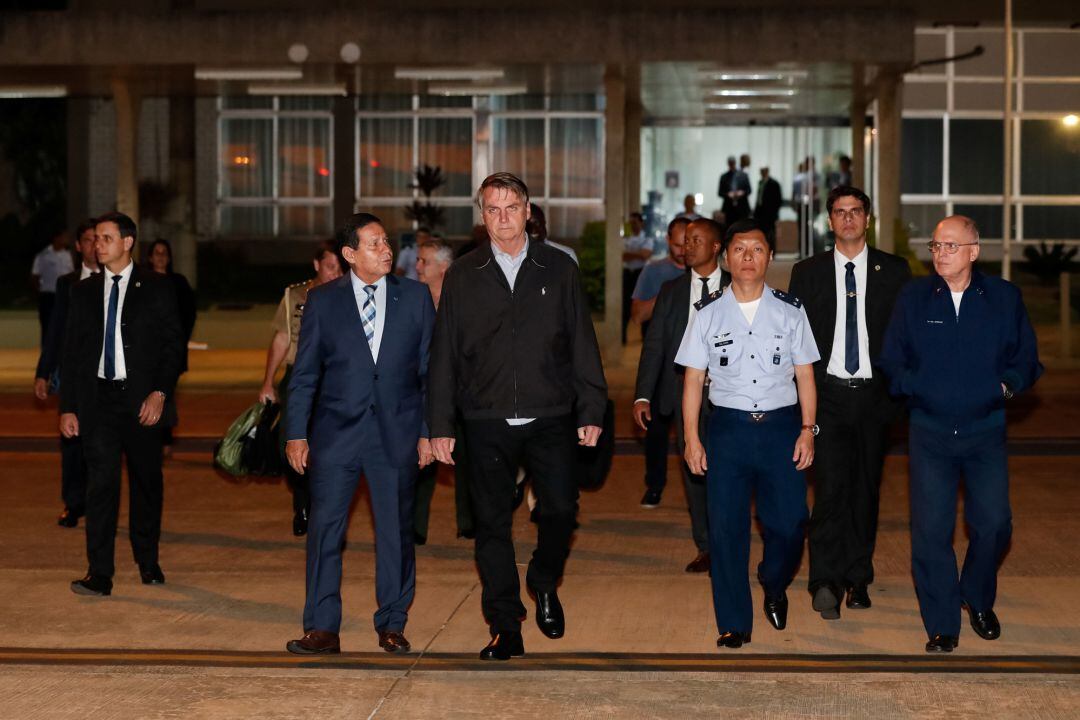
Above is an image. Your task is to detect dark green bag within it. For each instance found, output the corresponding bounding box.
[214,401,265,477]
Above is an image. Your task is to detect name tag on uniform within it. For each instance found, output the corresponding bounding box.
[714,339,733,348]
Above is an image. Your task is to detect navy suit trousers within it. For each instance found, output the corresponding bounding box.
[304,414,417,634]
[705,405,808,635]
[909,422,1011,638]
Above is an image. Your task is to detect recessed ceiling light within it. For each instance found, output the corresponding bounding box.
[196,67,303,81]
[395,67,506,81]
[247,83,347,96]
[711,89,798,97]
[706,102,792,111]
[428,83,527,96]
[0,85,67,98]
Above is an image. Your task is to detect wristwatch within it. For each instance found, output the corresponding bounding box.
[801,424,820,436]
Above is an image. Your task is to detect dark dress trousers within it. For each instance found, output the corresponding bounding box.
[718,169,752,225]
[37,270,89,515]
[788,248,911,596]
[285,273,435,635]
[60,267,184,578]
[634,270,730,552]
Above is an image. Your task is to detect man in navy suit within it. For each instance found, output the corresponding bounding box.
[283,213,436,655]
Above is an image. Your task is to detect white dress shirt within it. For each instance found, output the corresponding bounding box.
[492,239,535,426]
[351,271,388,364]
[623,232,654,271]
[32,245,75,293]
[97,261,134,380]
[826,245,873,379]
[79,263,97,281]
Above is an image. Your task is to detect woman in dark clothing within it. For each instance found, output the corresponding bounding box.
[147,239,197,454]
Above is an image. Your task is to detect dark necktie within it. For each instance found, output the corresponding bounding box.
[104,274,121,380]
[844,261,859,375]
[699,276,711,305]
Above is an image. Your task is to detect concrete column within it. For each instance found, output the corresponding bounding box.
[624,63,642,213]
[850,63,867,190]
[875,67,902,253]
[602,65,626,359]
[333,96,357,222]
[168,95,197,286]
[111,77,140,227]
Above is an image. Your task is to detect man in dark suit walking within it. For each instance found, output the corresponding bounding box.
[718,156,752,226]
[35,218,99,528]
[788,186,911,620]
[753,167,783,239]
[60,212,184,596]
[284,213,435,656]
[633,218,729,573]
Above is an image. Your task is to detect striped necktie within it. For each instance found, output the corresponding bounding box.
[361,284,377,349]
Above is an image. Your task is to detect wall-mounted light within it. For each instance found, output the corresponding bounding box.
[1064,114,1079,128]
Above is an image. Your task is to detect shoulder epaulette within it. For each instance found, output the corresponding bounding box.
[694,287,724,311]
[772,288,802,308]
[286,279,312,290]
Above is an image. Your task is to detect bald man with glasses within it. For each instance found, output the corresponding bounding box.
[880,215,1042,654]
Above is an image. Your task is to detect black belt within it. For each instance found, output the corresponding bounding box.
[97,378,128,391]
[710,404,797,424]
[823,375,875,389]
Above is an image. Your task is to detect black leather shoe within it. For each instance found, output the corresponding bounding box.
[846,586,872,610]
[764,592,788,630]
[640,489,662,508]
[716,631,751,649]
[527,584,565,639]
[812,585,841,620]
[286,630,340,655]
[293,508,309,537]
[966,606,1001,640]
[57,508,82,528]
[139,563,165,585]
[684,552,710,574]
[925,634,958,653]
[479,631,525,661]
[71,574,112,596]
[378,630,411,653]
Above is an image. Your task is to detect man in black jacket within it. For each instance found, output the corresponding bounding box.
[788,186,911,620]
[60,212,184,597]
[34,218,99,527]
[429,172,607,661]
[753,167,783,239]
[633,219,729,573]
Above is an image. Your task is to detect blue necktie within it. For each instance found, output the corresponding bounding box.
[104,274,121,380]
[844,261,859,375]
[361,285,377,349]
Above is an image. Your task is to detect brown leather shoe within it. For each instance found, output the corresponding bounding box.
[286,630,340,655]
[685,551,710,573]
[378,630,411,653]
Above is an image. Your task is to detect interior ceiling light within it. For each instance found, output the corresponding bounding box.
[706,102,792,111]
[711,89,798,97]
[394,67,506,81]
[701,70,809,82]
[247,83,347,96]
[0,85,67,98]
[428,83,527,96]
[196,67,303,81]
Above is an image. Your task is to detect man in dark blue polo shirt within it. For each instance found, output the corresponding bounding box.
[880,215,1043,654]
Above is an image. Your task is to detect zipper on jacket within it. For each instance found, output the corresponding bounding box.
[511,284,519,419]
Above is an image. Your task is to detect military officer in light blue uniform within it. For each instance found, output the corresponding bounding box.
[676,218,820,649]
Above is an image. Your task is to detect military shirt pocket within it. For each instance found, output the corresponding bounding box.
[709,332,742,371]
[767,333,791,368]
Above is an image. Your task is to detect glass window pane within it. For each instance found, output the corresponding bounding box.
[550,118,602,198]
[1023,206,1080,241]
[220,205,274,236]
[912,32,947,75]
[902,203,947,239]
[1023,32,1080,77]
[491,118,545,197]
[953,82,1005,111]
[1023,84,1080,113]
[1020,120,1080,196]
[279,117,332,198]
[221,118,273,198]
[546,204,603,243]
[952,30,1006,77]
[490,94,546,111]
[419,95,473,109]
[550,95,599,111]
[438,206,476,238]
[419,117,473,197]
[953,204,1004,240]
[359,118,413,197]
[279,205,332,237]
[363,205,411,239]
[278,96,332,111]
[949,119,1003,195]
[902,83,946,111]
[221,96,273,110]
[901,118,943,194]
[357,95,413,111]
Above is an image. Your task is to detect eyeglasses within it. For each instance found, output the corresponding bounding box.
[830,207,866,221]
[927,241,978,254]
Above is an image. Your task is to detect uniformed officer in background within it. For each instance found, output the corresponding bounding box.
[259,241,343,535]
[676,218,820,649]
